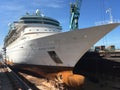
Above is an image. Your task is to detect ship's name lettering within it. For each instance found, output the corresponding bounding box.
[39,47,55,50]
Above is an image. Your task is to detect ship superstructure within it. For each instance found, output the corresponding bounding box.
[4,9,61,47]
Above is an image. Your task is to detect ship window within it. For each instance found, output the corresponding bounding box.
[23,20,59,26]
[48,51,63,64]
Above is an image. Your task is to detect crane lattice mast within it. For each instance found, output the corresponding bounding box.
[70,0,82,30]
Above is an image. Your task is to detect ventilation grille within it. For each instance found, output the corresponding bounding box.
[48,51,63,64]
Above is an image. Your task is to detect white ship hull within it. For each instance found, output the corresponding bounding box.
[6,23,119,67]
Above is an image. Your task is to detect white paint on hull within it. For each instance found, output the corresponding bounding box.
[6,23,120,67]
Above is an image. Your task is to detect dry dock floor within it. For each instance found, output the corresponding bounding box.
[0,66,120,90]
[18,71,120,90]
[83,75,120,90]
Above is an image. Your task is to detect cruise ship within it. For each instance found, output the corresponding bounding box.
[3,9,119,70]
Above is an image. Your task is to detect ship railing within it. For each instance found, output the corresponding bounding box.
[95,19,120,26]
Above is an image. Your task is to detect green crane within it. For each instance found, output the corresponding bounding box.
[70,0,82,30]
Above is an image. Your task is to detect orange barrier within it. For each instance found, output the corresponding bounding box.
[57,71,85,88]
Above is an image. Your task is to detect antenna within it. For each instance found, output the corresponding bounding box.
[106,8,113,23]
[95,8,120,25]
[36,9,40,16]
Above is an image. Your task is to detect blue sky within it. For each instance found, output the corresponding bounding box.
[0,0,120,50]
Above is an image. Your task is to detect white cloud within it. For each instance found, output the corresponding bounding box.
[0,5,24,11]
[0,1,25,12]
[47,4,62,8]
[32,0,65,8]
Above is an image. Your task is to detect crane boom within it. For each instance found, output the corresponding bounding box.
[69,0,82,30]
